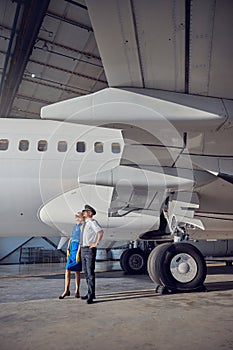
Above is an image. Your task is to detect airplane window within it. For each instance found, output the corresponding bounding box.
[0,139,9,151]
[76,141,86,152]
[19,140,29,152]
[94,142,103,153]
[37,140,48,152]
[58,141,67,152]
[111,142,121,153]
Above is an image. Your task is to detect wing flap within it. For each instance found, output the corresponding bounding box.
[166,192,205,233]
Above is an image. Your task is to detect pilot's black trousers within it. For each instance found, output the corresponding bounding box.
[81,246,96,299]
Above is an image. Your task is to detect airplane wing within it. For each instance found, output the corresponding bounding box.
[85,0,233,100]
[41,84,233,239]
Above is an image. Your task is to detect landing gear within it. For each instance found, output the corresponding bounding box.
[147,242,207,293]
[120,248,147,274]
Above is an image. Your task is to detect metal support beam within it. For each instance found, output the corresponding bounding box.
[0,0,22,95]
[46,11,92,32]
[0,0,50,117]
[185,0,191,94]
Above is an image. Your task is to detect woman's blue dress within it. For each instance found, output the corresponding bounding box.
[66,224,82,271]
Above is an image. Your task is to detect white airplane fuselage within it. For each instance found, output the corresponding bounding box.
[0,118,158,241]
[1,89,233,242]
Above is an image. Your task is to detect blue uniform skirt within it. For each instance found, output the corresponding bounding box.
[66,241,82,271]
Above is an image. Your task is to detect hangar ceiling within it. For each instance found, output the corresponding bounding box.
[0,0,233,120]
[0,0,107,119]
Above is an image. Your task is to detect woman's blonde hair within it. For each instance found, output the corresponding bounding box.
[75,211,83,218]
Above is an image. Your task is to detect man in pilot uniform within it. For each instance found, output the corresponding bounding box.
[81,204,104,304]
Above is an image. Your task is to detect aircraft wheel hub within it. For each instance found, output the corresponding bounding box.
[178,262,190,274]
[129,254,143,270]
[170,253,197,283]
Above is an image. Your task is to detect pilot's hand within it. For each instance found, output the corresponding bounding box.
[89,242,98,248]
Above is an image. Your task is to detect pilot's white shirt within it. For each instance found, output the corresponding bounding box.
[82,218,102,246]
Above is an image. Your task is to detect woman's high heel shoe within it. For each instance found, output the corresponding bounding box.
[75,292,80,298]
[59,290,70,299]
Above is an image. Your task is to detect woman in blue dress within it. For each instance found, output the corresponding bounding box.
[59,211,83,299]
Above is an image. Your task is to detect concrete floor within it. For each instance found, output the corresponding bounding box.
[0,263,233,350]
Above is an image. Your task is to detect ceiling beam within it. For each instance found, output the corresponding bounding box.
[46,11,93,32]
[0,0,50,117]
[64,0,88,11]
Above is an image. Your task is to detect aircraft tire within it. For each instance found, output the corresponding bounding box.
[147,242,207,292]
[120,248,147,274]
[147,246,163,285]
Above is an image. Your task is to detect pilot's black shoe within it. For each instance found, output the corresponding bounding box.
[81,294,95,300]
[81,295,88,300]
[86,298,94,304]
